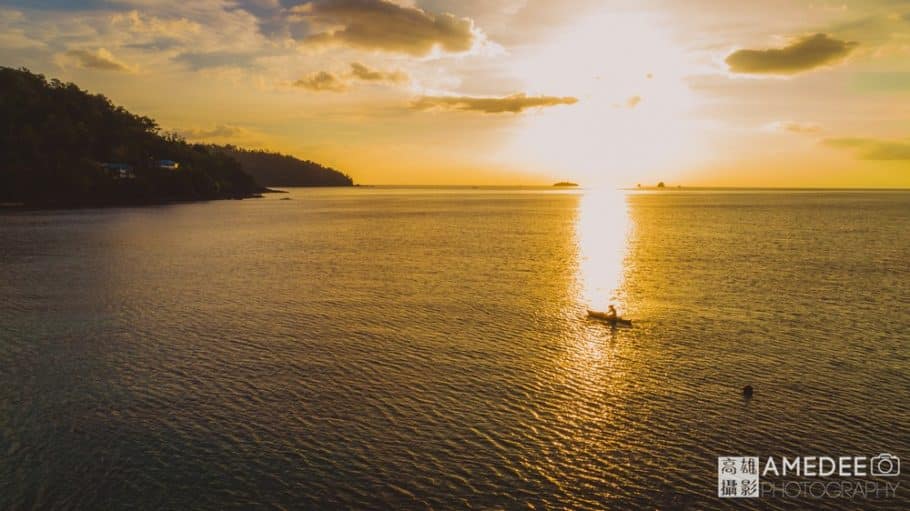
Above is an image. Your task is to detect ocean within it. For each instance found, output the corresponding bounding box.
[1,188,908,509]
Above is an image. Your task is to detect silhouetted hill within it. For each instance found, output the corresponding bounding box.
[0,67,260,208]
[216,146,353,187]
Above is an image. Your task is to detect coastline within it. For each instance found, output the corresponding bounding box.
[0,191,265,212]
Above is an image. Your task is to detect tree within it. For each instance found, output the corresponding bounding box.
[0,67,263,206]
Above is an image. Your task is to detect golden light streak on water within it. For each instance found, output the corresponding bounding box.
[575,188,632,315]
[556,188,635,406]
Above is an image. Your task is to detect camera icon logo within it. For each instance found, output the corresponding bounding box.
[870,453,900,477]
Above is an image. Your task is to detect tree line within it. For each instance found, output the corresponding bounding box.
[0,67,351,208]
[215,146,353,187]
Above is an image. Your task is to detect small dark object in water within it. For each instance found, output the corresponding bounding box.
[586,309,632,326]
[742,385,754,398]
[280,197,292,200]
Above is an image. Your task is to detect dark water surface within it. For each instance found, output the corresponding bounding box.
[2,188,908,509]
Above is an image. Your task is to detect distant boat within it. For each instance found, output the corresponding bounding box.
[553,182,578,187]
[587,309,633,326]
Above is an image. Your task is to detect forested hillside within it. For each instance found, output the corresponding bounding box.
[0,67,259,207]
[216,146,353,187]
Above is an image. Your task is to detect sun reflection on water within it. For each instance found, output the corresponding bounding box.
[539,187,638,493]
[553,187,635,384]
[576,189,632,314]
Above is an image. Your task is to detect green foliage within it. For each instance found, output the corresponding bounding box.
[0,67,259,207]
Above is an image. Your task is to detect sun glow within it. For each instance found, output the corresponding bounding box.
[501,9,704,185]
[576,188,632,311]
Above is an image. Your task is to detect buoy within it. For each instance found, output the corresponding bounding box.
[742,385,754,398]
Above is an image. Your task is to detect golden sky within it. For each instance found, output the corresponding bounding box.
[2,0,910,186]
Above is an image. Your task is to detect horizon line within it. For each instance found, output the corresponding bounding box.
[335,184,910,191]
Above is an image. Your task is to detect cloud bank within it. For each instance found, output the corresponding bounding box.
[294,62,408,92]
[64,48,133,72]
[726,33,857,75]
[292,0,481,55]
[411,93,578,113]
[294,70,348,92]
[178,124,256,140]
[824,137,910,160]
[349,62,407,83]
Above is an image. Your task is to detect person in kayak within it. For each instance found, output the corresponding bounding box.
[606,305,617,320]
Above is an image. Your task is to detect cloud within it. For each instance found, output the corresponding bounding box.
[178,124,257,140]
[111,9,201,39]
[2,2,280,75]
[349,62,407,83]
[725,33,858,75]
[174,50,261,70]
[176,123,266,148]
[291,0,482,56]
[766,121,823,134]
[2,1,108,10]
[124,37,183,51]
[293,62,408,92]
[824,137,910,160]
[293,70,348,92]
[64,48,133,72]
[411,93,578,113]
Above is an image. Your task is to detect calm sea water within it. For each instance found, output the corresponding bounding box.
[1,188,908,510]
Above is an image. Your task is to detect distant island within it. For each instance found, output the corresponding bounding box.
[0,67,351,209]
[553,181,579,187]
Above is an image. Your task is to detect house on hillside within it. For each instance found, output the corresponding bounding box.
[101,162,135,179]
[157,160,179,170]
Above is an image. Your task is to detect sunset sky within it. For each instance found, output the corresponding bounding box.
[2,0,909,186]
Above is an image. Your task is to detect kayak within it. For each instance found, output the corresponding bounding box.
[587,309,632,326]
